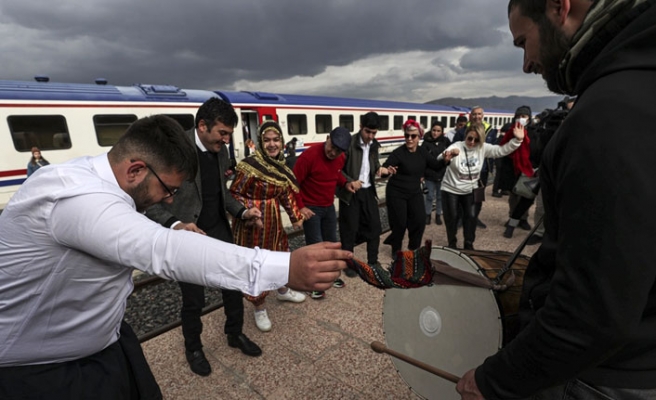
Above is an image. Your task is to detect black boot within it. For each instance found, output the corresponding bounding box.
[503,226,514,238]
[464,242,474,250]
[425,214,431,225]
[435,215,443,225]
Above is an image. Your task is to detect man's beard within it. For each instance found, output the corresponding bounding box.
[127,178,154,212]
[539,17,571,94]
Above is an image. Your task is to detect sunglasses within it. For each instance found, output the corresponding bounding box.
[465,136,480,143]
[145,163,179,198]
[404,133,419,139]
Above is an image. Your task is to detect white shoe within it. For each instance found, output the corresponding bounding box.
[254,310,271,332]
[276,288,306,303]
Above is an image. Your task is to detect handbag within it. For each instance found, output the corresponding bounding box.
[512,173,540,199]
[464,148,485,203]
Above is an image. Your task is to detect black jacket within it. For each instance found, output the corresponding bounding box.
[477,2,656,398]
[420,134,450,182]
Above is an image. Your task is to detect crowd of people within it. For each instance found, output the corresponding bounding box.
[4,0,656,397]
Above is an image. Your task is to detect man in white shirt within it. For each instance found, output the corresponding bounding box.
[0,114,351,399]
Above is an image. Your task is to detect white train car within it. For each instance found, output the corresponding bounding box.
[0,77,515,208]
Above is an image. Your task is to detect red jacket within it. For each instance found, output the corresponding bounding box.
[500,127,533,177]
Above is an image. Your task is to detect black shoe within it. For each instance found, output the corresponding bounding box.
[425,214,431,225]
[501,190,511,196]
[435,215,443,225]
[464,242,474,250]
[344,267,358,278]
[503,226,514,239]
[492,191,503,198]
[383,235,392,245]
[476,219,487,229]
[185,349,212,376]
[447,241,457,249]
[526,234,543,245]
[519,220,532,230]
[227,333,262,357]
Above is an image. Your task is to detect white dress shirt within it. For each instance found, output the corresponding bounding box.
[358,137,372,189]
[0,153,289,366]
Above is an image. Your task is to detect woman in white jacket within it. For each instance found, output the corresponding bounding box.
[439,122,524,250]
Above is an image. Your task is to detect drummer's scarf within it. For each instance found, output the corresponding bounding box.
[345,241,434,289]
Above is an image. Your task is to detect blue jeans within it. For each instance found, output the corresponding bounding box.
[302,205,337,245]
[526,379,656,400]
[424,180,442,215]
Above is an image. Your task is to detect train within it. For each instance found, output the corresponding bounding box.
[0,76,516,208]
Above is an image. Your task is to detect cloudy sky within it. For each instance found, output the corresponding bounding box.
[0,0,553,103]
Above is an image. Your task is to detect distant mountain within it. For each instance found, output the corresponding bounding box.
[427,95,564,114]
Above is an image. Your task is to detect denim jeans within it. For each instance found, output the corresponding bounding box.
[302,205,337,245]
[527,379,656,400]
[424,180,442,215]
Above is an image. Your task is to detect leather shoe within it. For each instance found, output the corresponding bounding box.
[185,349,211,376]
[227,333,262,357]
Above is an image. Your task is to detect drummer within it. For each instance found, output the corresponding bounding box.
[457,1,656,399]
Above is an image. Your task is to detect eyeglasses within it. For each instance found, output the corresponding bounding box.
[404,133,419,139]
[145,163,178,198]
[465,136,480,143]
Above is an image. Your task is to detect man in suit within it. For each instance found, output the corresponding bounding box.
[147,98,263,377]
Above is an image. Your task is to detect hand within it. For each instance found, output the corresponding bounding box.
[350,180,363,191]
[173,222,206,235]
[292,220,303,230]
[345,181,358,193]
[513,122,525,141]
[386,165,398,175]
[288,242,352,291]
[243,207,262,220]
[447,148,460,157]
[377,166,394,176]
[456,369,485,400]
[300,207,315,220]
[443,150,456,162]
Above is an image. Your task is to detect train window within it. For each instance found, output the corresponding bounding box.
[8,115,71,151]
[93,114,138,147]
[315,115,332,133]
[263,115,274,121]
[420,116,428,130]
[339,115,354,132]
[408,115,416,122]
[164,114,195,131]
[430,116,438,126]
[379,116,389,130]
[394,116,403,130]
[287,114,308,135]
[449,116,456,127]
[441,116,448,127]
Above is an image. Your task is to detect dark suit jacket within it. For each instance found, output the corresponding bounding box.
[146,129,245,238]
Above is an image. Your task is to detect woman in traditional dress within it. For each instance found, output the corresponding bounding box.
[230,121,307,332]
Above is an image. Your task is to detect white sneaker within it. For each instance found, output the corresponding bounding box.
[276,288,306,303]
[254,310,271,332]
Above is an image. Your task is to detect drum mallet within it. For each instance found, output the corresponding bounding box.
[370,341,461,384]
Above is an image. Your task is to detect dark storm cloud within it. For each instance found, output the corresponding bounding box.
[0,0,510,90]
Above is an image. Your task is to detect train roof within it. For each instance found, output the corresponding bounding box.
[213,90,475,113]
[0,79,216,103]
[0,78,513,114]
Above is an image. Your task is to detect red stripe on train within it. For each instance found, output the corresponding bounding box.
[0,169,27,177]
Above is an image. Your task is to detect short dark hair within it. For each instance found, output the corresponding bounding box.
[109,115,197,180]
[508,0,547,21]
[195,97,239,131]
[456,115,468,123]
[361,112,380,130]
[431,121,444,130]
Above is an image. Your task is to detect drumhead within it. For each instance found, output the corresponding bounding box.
[383,246,502,400]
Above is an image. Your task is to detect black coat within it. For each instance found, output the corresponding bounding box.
[420,135,450,182]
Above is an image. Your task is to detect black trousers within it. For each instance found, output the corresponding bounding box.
[0,321,161,400]
[179,282,244,352]
[442,190,477,248]
[385,188,426,253]
[339,187,382,264]
[511,195,536,220]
